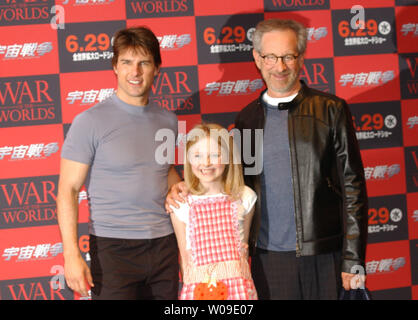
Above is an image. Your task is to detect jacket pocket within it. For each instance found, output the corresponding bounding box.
[326,177,342,198]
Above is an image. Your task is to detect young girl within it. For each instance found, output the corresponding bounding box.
[170,123,258,300]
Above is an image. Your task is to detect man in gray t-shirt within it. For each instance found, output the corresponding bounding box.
[57,27,181,300]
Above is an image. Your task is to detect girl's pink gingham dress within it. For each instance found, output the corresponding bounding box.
[179,194,257,300]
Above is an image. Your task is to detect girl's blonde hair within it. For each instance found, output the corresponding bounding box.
[184,123,244,199]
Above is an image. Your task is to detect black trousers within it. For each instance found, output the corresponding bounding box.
[251,248,342,300]
[89,233,179,300]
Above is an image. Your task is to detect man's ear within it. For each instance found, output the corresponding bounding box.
[154,65,160,76]
[298,53,305,68]
[253,49,261,70]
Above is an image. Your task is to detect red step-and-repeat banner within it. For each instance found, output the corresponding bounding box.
[0,0,417,300]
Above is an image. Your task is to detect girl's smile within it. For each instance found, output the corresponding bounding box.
[187,136,226,194]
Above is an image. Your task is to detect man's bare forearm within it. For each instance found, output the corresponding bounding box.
[57,188,82,258]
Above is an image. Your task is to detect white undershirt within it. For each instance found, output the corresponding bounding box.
[262,91,298,105]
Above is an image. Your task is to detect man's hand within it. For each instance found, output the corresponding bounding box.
[341,272,366,290]
[64,254,94,297]
[165,181,188,214]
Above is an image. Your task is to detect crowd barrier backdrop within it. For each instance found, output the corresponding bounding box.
[0,0,417,300]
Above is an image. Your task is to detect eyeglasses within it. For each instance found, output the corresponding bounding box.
[260,53,300,66]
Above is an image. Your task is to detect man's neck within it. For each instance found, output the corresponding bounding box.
[116,91,149,107]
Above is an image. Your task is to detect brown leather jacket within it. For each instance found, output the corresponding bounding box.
[234,81,368,273]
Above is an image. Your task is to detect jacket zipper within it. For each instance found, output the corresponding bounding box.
[287,113,302,257]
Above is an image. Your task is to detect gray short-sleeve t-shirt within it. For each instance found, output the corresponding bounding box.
[61,94,178,239]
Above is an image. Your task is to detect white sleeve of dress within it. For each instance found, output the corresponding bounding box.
[237,186,257,243]
[170,201,190,223]
[241,185,257,215]
[170,201,191,250]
